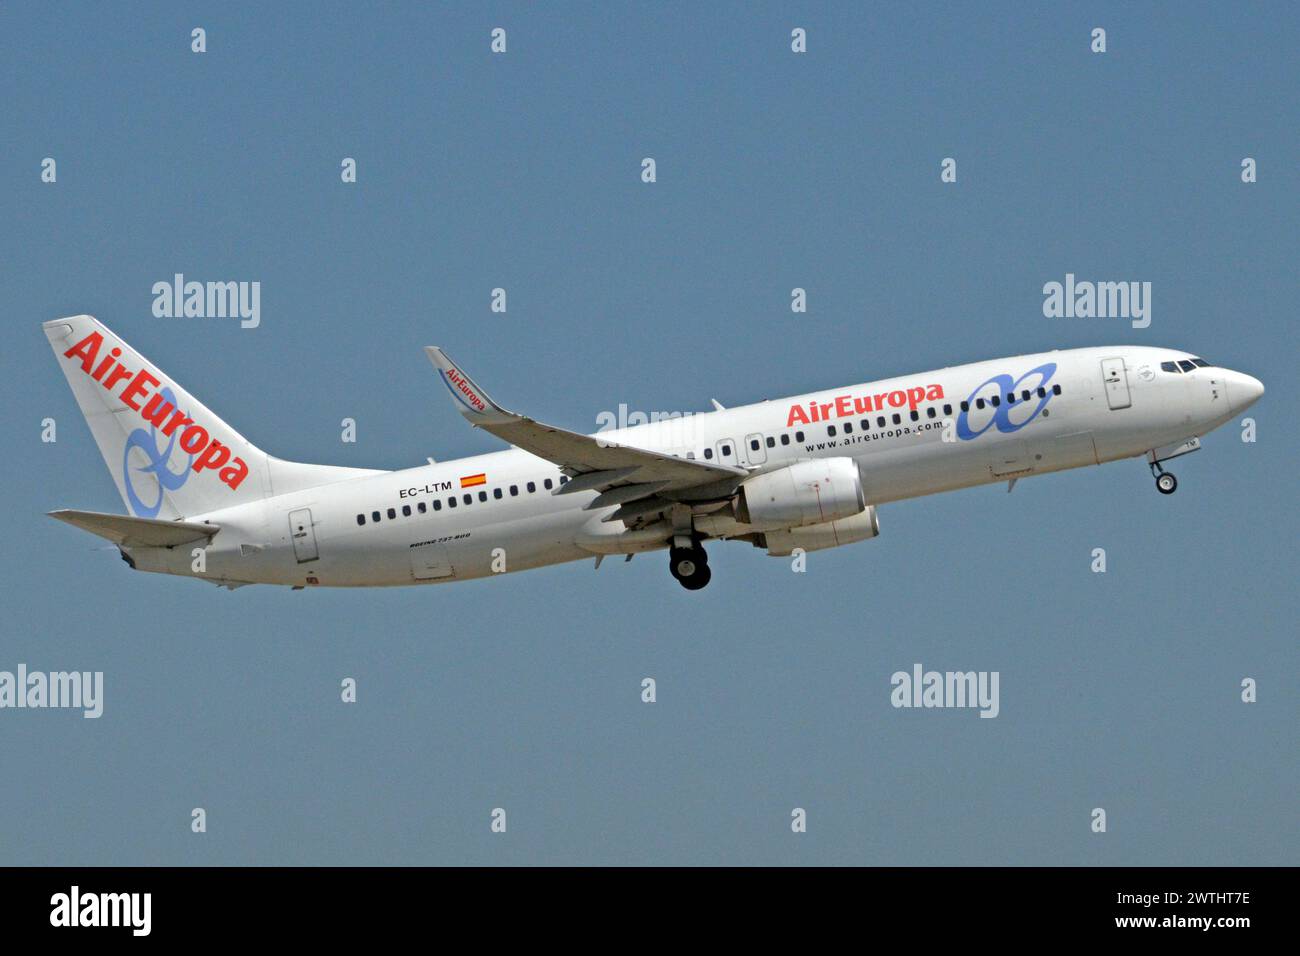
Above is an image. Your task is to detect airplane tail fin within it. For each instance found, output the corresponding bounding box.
[44,315,383,520]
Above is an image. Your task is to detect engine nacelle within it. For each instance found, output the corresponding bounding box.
[735,457,865,531]
[762,506,880,556]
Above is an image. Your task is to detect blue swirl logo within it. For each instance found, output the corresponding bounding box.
[956,362,1057,441]
[122,387,194,517]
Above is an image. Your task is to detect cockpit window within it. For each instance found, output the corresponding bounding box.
[1191,358,1211,368]
[1178,360,1197,372]
[1160,361,1180,373]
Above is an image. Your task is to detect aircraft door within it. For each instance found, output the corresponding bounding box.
[1101,358,1132,410]
[715,438,738,467]
[288,508,319,563]
[744,433,767,465]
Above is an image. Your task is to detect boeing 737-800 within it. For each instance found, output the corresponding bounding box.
[45,315,1263,590]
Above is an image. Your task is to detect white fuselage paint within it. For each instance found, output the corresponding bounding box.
[125,346,1255,588]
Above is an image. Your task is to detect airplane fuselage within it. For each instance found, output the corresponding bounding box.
[122,345,1261,589]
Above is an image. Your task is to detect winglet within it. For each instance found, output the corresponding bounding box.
[424,347,515,425]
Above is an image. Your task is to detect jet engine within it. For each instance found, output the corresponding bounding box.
[734,457,865,531]
[761,506,880,556]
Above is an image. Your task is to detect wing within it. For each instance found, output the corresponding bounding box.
[425,347,745,517]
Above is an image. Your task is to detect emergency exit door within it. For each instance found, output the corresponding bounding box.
[288,508,319,563]
[1101,358,1132,409]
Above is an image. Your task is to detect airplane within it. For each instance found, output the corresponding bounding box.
[44,315,1263,591]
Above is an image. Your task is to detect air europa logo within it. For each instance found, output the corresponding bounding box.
[956,362,1057,441]
[63,332,250,506]
[441,368,487,413]
[123,385,192,517]
[786,382,944,428]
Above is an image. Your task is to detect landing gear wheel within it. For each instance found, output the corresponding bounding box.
[679,563,711,590]
[669,546,711,590]
[1155,472,1177,495]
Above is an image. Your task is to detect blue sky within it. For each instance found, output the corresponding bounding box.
[1,2,1295,864]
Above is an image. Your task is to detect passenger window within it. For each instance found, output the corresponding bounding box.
[448,497,456,508]
[780,434,790,446]
[478,490,488,502]
[1037,387,1046,398]
[356,514,365,526]
[463,494,472,505]
[990,396,1000,407]
[559,475,568,485]
[418,501,427,514]
[750,438,760,450]
[387,508,396,519]
[926,407,936,418]
[892,413,901,425]
[943,404,952,416]
[877,416,886,428]
[1006,393,1015,403]
[510,485,518,496]
[527,481,536,493]
[860,419,870,431]
[960,401,969,412]
[433,499,442,511]
[372,511,380,522]
[721,444,731,456]
[765,436,775,448]
[843,422,853,433]
[544,478,553,490]
[827,425,836,436]
[493,488,503,499]
[1052,384,1062,395]
[1021,390,1031,402]
[704,448,713,459]
[975,398,985,410]
[402,504,411,517]
[796,431,805,442]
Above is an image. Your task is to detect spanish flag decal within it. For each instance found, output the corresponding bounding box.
[460,473,487,488]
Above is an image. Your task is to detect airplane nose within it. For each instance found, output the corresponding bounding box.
[1225,370,1265,413]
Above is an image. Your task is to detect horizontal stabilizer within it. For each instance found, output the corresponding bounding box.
[48,509,219,548]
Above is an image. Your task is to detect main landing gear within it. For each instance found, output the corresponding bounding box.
[669,542,711,590]
[1150,461,1178,495]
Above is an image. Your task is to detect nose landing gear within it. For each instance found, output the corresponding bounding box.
[1151,461,1178,495]
[669,543,711,590]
